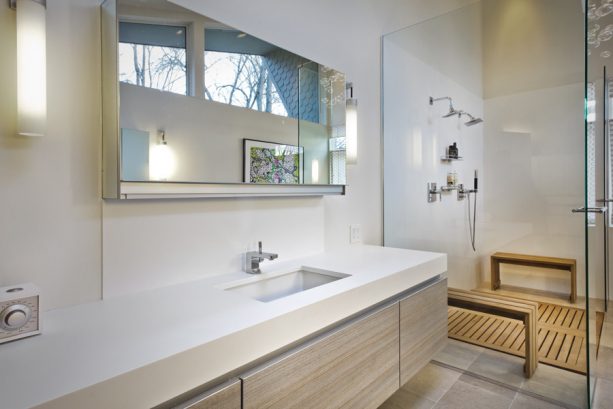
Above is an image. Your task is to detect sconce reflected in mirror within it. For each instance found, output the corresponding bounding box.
[150,130,176,181]
[12,0,47,137]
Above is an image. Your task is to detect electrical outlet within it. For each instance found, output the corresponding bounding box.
[349,224,362,244]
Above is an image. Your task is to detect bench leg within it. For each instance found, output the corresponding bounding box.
[523,316,537,378]
[491,259,501,290]
[570,265,577,304]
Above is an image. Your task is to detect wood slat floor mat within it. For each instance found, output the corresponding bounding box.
[448,302,587,374]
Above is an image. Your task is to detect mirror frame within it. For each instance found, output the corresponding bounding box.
[101,0,346,199]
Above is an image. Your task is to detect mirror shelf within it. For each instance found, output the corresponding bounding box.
[117,181,344,199]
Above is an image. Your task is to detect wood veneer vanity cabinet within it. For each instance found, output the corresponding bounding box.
[399,278,448,385]
[241,303,400,409]
[164,278,447,409]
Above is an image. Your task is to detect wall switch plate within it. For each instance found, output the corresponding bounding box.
[349,224,362,244]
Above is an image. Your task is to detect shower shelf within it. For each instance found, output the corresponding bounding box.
[440,156,463,162]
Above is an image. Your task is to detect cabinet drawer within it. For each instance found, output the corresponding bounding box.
[399,278,448,385]
[242,303,400,409]
[175,379,241,409]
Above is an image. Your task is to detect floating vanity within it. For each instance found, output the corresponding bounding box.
[0,246,447,409]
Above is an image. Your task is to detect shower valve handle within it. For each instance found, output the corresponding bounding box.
[571,207,607,214]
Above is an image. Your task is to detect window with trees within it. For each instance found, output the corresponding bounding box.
[118,22,188,95]
[204,51,288,116]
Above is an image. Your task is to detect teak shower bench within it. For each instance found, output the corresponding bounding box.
[447,288,539,378]
[490,252,577,303]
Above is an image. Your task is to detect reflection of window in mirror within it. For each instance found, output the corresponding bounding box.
[118,22,188,95]
[204,29,317,118]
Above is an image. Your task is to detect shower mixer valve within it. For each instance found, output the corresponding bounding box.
[427,170,478,203]
[427,170,479,252]
[427,182,441,203]
[458,184,478,200]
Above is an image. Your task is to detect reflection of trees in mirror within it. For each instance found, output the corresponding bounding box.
[318,67,346,107]
[204,51,288,117]
[119,43,187,95]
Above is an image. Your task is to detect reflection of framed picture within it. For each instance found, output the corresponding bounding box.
[243,139,303,184]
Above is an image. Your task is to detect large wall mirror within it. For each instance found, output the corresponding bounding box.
[102,0,347,199]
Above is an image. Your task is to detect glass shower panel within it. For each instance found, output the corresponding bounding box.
[586,1,613,406]
[383,1,588,406]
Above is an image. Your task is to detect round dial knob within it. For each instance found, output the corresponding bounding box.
[0,304,31,331]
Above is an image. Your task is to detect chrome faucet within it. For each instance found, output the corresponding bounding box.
[245,241,278,274]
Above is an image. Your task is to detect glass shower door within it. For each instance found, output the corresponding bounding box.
[583,2,613,405]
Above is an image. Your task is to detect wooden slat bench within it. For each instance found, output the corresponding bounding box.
[448,288,539,378]
[491,252,577,303]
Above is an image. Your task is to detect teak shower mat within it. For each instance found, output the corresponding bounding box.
[448,302,587,374]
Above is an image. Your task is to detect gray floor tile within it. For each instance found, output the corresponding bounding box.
[458,373,517,400]
[466,349,526,388]
[520,363,587,409]
[433,378,514,409]
[509,393,567,409]
[594,346,613,382]
[434,339,484,370]
[379,388,436,409]
[593,378,613,409]
[599,321,613,349]
[401,363,461,402]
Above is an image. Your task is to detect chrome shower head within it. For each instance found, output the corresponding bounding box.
[465,117,483,126]
[460,111,483,126]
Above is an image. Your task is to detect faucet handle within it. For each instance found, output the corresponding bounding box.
[258,241,262,254]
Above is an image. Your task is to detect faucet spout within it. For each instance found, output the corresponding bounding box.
[245,241,278,274]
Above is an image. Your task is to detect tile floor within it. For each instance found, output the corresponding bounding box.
[379,339,613,408]
[432,339,587,408]
[380,296,613,408]
[379,361,568,409]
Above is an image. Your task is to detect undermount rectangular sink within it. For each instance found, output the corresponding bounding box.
[223,268,350,302]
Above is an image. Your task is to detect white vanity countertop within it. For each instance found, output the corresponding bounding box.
[0,245,446,409]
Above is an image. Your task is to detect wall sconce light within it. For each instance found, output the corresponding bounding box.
[150,130,176,181]
[346,82,358,165]
[11,0,47,137]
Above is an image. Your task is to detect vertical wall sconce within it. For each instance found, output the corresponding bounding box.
[11,0,47,137]
[345,82,358,165]
[150,130,176,181]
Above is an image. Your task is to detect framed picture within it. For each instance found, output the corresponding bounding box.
[243,139,303,184]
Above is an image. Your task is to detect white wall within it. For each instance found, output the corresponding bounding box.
[383,0,587,298]
[105,0,479,297]
[383,4,485,291]
[481,83,585,295]
[479,0,586,296]
[0,0,102,310]
[0,0,477,309]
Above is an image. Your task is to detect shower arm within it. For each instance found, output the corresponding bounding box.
[429,96,455,110]
[429,96,452,104]
[458,110,475,120]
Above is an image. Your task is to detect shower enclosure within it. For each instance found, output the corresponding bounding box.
[383,1,606,407]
